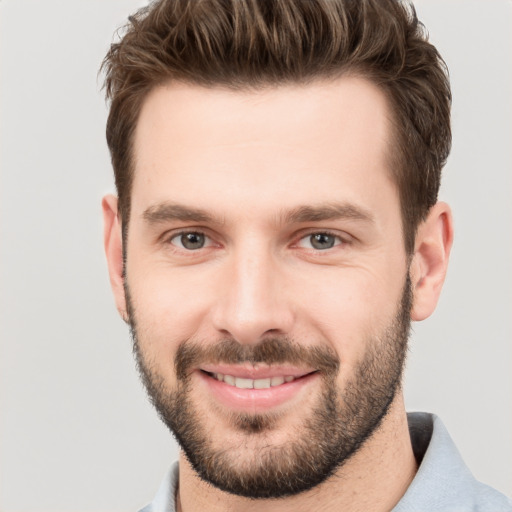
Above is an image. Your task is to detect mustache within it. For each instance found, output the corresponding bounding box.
[174,337,340,381]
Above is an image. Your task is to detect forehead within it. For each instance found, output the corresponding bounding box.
[131,77,396,220]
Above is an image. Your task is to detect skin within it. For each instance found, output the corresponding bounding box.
[103,77,453,512]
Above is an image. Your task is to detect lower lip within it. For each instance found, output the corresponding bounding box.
[197,370,319,412]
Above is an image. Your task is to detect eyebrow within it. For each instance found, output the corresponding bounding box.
[143,202,219,225]
[142,201,374,226]
[282,203,374,224]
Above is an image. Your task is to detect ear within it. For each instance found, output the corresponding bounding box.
[410,201,454,321]
[102,194,128,321]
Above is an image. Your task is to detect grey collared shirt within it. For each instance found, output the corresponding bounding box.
[139,412,512,512]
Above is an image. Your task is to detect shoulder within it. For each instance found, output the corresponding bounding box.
[138,461,179,512]
[393,412,512,512]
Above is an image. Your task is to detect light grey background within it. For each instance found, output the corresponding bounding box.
[1,1,510,510]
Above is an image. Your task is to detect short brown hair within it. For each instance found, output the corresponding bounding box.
[102,0,451,254]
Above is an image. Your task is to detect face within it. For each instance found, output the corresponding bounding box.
[123,78,412,498]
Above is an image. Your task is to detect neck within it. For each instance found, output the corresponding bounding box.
[177,393,416,512]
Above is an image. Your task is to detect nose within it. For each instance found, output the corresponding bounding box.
[211,246,294,345]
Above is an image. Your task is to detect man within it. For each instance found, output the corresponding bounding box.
[101,0,512,510]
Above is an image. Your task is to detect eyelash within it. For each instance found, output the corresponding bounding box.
[165,230,215,250]
[163,229,349,252]
[295,230,347,251]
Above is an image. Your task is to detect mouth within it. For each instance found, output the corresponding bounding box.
[196,366,319,412]
[202,370,310,389]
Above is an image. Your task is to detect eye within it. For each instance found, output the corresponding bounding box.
[298,232,342,250]
[169,231,209,250]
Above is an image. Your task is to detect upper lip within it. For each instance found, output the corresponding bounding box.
[199,364,316,380]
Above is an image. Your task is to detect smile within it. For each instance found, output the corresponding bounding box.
[197,367,319,412]
[207,372,296,389]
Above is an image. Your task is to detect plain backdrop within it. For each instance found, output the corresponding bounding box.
[1,1,511,510]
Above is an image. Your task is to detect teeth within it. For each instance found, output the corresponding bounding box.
[224,374,235,386]
[211,373,296,388]
[235,377,253,389]
[270,376,285,386]
[254,378,271,389]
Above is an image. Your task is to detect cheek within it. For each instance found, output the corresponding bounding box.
[293,267,405,365]
[127,266,214,362]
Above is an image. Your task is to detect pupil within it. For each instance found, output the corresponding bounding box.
[311,233,334,250]
[182,232,205,249]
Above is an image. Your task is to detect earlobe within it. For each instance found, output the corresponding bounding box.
[102,194,128,321]
[410,202,454,321]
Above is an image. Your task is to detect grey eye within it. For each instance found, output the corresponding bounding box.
[177,232,206,250]
[309,233,337,250]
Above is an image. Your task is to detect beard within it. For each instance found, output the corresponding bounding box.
[126,274,412,499]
